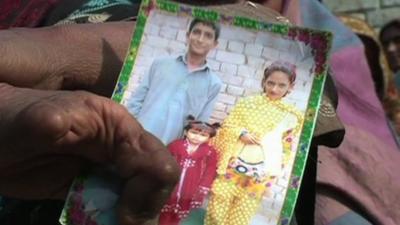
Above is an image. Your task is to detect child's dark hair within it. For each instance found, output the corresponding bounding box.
[262,61,297,89]
[184,115,220,137]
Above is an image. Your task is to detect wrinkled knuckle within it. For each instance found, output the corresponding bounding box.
[73,90,94,98]
[135,132,181,187]
[0,83,12,90]
[153,151,180,187]
[162,156,181,183]
[19,100,69,139]
[77,91,114,109]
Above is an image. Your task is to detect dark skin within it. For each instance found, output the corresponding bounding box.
[0,22,180,225]
[0,1,284,224]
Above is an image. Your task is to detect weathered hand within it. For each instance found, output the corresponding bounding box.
[0,20,183,225]
[0,22,133,96]
[0,83,180,225]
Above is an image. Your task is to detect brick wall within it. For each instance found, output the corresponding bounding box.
[323,0,400,29]
[122,10,318,225]
[122,11,315,118]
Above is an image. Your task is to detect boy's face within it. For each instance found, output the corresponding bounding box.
[186,128,210,146]
[186,23,218,58]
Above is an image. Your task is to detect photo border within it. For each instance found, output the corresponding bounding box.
[111,1,331,223]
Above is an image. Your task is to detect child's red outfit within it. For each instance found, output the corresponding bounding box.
[159,139,218,225]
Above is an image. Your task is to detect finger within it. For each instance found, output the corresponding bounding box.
[0,84,108,199]
[253,137,261,145]
[247,136,258,145]
[117,141,179,224]
[249,134,261,145]
[113,123,180,225]
[29,90,181,225]
[0,84,100,199]
[247,135,258,145]
[241,135,252,144]
[0,84,180,204]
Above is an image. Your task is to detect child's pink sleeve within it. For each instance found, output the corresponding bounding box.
[190,146,218,208]
[199,146,218,189]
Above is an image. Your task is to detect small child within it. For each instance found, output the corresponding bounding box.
[159,116,220,225]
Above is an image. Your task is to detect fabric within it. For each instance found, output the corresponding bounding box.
[237,115,298,177]
[0,0,139,29]
[213,94,303,176]
[126,55,222,144]
[287,0,395,147]
[0,0,60,29]
[294,74,345,225]
[159,139,217,225]
[206,94,303,225]
[281,0,400,224]
[205,178,260,225]
[181,208,207,225]
[337,15,396,101]
[45,0,139,25]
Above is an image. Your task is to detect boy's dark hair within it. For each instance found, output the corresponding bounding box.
[184,115,220,137]
[188,18,220,40]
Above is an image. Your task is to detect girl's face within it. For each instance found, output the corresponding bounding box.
[263,70,294,100]
[186,128,211,146]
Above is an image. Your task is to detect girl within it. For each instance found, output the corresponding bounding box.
[159,116,220,225]
[205,61,304,225]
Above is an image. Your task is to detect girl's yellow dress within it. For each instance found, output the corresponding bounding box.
[205,94,303,225]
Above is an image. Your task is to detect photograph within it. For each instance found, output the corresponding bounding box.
[60,1,331,225]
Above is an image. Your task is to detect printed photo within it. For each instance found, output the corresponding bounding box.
[60,1,331,225]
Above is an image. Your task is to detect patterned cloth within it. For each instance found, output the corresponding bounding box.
[213,94,303,176]
[48,0,139,25]
[281,0,400,224]
[0,0,139,29]
[159,139,217,225]
[0,0,60,29]
[205,177,261,225]
[206,94,303,225]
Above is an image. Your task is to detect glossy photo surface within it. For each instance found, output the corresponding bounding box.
[60,1,332,225]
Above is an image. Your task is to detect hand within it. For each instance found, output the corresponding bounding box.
[0,22,180,225]
[0,83,180,225]
[239,133,261,145]
[0,22,133,96]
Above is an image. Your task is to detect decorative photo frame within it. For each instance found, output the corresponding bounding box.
[60,1,332,225]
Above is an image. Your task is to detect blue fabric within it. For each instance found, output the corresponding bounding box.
[126,55,222,144]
